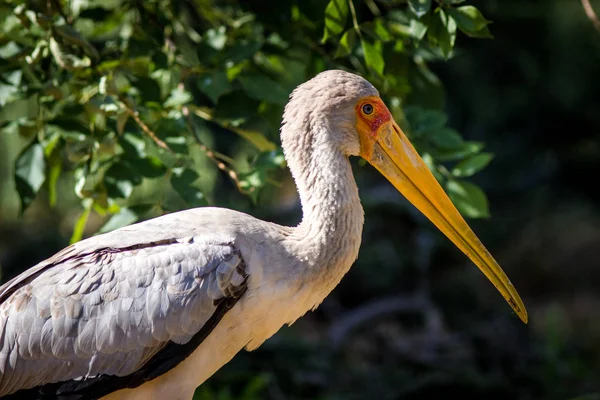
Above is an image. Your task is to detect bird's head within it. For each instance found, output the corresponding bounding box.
[285,70,527,323]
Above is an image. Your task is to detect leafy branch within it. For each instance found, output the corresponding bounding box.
[1,0,496,238]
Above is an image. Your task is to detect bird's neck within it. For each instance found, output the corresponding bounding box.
[283,124,364,283]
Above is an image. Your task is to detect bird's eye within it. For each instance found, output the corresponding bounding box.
[362,103,374,115]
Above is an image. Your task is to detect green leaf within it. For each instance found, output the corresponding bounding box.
[408,0,432,18]
[238,169,266,203]
[446,179,490,218]
[0,42,21,58]
[155,118,191,154]
[428,127,464,149]
[447,6,492,38]
[427,10,456,59]
[119,133,146,158]
[439,10,457,58]
[254,149,286,170]
[129,156,167,178]
[421,152,444,182]
[405,107,447,136]
[223,40,262,64]
[361,39,385,76]
[104,162,142,198]
[70,198,93,244]
[197,71,232,104]
[0,95,39,122]
[0,70,22,106]
[98,207,139,234]
[451,153,494,177]
[205,27,227,50]
[238,75,288,105]
[164,87,193,108]
[321,0,349,43]
[171,167,207,208]
[334,30,357,58]
[47,157,62,207]
[361,19,392,42]
[409,19,428,40]
[14,142,46,212]
[432,141,484,162]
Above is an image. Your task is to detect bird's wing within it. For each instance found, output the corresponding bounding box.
[0,211,248,398]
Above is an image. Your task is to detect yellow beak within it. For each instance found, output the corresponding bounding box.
[360,117,528,324]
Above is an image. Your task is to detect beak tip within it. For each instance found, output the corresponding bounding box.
[510,298,528,324]
[520,311,529,324]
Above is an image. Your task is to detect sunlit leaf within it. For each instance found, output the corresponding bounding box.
[408,0,432,18]
[70,198,93,244]
[334,30,356,58]
[0,41,20,58]
[14,142,46,212]
[254,149,286,169]
[432,141,484,162]
[321,0,349,43]
[98,207,139,234]
[421,152,444,182]
[447,6,493,38]
[446,179,490,218]
[409,19,428,40]
[47,157,61,207]
[0,70,22,107]
[427,9,456,59]
[119,133,147,158]
[361,39,385,76]
[156,117,190,154]
[238,169,265,203]
[439,10,457,58]
[452,153,494,177]
[362,19,392,42]
[205,26,227,50]
[165,87,193,108]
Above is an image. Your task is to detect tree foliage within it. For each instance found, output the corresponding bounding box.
[0,0,493,239]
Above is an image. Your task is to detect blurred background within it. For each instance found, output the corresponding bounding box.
[1,0,600,399]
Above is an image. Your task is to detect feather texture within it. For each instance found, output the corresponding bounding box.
[0,215,248,397]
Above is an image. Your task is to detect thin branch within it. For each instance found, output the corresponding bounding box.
[182,106,247,194]
[118,98,173,153]
[365,0,380,17]
[582,0,600,33]
[328,294,430,348]
[210,151,236,165]
[348,0,364,41]
[189,105,276,152]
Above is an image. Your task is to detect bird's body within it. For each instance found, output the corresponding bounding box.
[0,71,526,399]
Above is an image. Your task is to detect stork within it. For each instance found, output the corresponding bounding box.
[0,70,527,399]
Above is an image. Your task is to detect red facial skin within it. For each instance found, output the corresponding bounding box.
[355,97,392,138]
[356,96,392,159]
